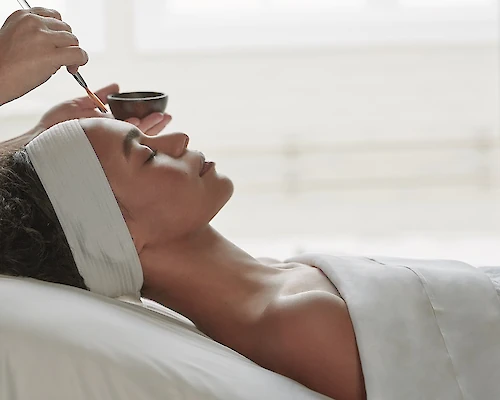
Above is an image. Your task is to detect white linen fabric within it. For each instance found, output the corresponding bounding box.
[481,266,500,297]
[1,260,499,399]
[25,120,143,299]
[0,275,329,400]
[287,254,500,400]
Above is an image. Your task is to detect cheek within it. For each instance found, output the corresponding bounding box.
[104,166,137,212]
[141,173,199,219]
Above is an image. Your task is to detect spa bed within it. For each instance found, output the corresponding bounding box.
[1,260,499,400]
[0,274,329,400]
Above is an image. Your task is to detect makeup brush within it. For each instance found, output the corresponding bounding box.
[70,72,108,113]
[16,0,108,113]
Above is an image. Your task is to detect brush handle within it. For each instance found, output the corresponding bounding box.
[17,0,32,9]
[72,72,88,89]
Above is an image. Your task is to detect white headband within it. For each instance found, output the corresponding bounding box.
[26,120,143,299]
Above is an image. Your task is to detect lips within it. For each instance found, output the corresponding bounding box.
[198,152,215,176]
[200,161,215,176]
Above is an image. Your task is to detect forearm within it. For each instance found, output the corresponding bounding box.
[0,124,44,152]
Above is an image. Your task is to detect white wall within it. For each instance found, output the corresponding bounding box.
[0,4,498,264]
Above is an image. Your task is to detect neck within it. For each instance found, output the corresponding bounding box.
[139,226,280,336]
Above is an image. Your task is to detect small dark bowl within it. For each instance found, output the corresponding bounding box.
[107,92,168,121]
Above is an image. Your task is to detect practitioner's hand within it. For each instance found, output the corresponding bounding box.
[4,84,171,149]
[0,8,88,105]
[36,83,118,132]
[126,113,173,136]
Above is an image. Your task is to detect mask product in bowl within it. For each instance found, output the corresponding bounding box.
[107,92,168,120]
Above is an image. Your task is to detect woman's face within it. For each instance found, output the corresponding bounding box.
[80,118,234,245]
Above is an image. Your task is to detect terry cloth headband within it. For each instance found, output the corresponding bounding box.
[26,119,143,299]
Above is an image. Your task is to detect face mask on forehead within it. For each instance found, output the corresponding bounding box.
[26,119,143,300]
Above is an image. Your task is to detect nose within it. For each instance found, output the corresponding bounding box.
[148,132,189,158]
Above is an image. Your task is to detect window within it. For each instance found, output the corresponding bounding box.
[166,0,365,16]
[134,0,498,51]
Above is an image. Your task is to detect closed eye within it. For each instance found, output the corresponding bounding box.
[146,148,157,163]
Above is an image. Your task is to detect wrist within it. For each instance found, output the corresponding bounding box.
[0,67,16,106]
[0,86,11,106]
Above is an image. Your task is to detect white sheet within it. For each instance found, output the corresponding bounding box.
[481,266,500,296]
[288,254,500,400]
[2,263,500,400]
[0,276,329,400]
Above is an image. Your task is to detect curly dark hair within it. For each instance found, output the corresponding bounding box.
[0,148,87,290]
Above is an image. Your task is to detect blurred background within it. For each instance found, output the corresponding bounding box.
[0,0,499,265]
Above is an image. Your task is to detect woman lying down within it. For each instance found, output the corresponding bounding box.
[1,119,499,400]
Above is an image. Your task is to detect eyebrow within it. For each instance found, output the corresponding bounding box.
[123,127,141,160]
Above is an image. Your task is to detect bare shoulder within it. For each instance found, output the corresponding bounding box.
[255,292,366,400]
[262,290,351,339]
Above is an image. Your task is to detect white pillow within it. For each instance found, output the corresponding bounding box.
[0,275,328,400]
[481,267,500,297]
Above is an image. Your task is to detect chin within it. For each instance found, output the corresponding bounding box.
[212,170,234,197]
[208,175,234,220]
[223,175,235,199]
[219,175,234,204]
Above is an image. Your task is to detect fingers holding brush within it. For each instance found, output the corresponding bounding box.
[43,17,73,33]
[51,31,80,48]
[29,7,63,20]
[48,19,87,75]
[54,46,89,75]
[52,32,86,76]
[0,7,88,105]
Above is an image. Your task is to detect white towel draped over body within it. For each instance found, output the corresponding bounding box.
[286,254,500,400]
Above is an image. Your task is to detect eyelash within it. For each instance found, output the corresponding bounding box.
[146,148,157,163]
